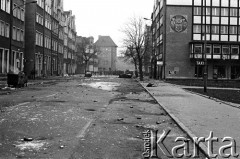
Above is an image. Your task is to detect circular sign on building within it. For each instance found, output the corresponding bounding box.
[170,15,188,33]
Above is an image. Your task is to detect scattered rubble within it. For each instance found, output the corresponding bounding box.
[146,83,154,87]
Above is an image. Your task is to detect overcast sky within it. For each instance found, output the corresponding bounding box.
[64,0,153,50]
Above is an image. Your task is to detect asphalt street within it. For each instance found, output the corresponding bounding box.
[0,76,206,159]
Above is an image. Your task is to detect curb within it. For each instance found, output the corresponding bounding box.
[139,82,210,159]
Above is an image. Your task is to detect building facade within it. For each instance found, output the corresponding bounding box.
[0,0,25,75]
[95,36,117,73]
[152,0,240,79]
[63,10,77,75]
[24,0,76,78]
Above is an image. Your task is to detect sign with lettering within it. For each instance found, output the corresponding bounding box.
[196,61,205,65]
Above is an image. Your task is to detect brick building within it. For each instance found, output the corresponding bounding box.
[24,0,76,78]
[0,0,25,75]
[95,36,117,73]
[151,0,240,79]
[63,10,77,75]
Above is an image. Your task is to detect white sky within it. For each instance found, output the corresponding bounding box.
[64,0,153,50]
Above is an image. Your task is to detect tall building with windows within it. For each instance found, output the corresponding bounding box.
[95,36,117,73]
[24,0,76,78]
[63,10,77,75]
[0,0,25,75]
[151,0,240,79]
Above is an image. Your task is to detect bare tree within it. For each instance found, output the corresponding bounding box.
[76,37,100,73]
[121,16,148,81]
[120,45,138,77]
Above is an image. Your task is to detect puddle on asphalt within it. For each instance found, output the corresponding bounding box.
[80,82,120,91]
[15,140,47,151]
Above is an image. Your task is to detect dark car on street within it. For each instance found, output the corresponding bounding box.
[85,72,92,77]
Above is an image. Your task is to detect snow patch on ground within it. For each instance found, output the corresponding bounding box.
[15,141,46,151]
[81,82,120,91]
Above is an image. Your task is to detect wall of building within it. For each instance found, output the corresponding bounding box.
[98,47,112,71]
[165,5,193,79]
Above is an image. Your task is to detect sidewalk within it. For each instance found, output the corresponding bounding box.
[0,75,79,89]
[141,81,240,159]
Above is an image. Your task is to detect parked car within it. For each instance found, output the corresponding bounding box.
[85,72,92,77]
[119,73,132,78]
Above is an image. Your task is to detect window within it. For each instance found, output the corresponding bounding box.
[221,0,229,6]
[194,7,201,15]
[230,8,238,16]
[193,25,201,33]
[13,4,17,16]
[206,45,212,54]
[17,8,21,19]
[36,31,43,46]
[5,23,9,37]
[231,45,239,55]
[1,0,6,11]
[212,7,220,16]
[213,45,221,54]
[221,8,228,16]
[12,27,16,40]
[230,0,238,7]
[214,66,226,78]
[203,7,211,15]
[17,29,20,41]
[195,65,204,78]
[202,25,210,33]
[229,26,237,34]
[5,0,10,13]
[222,45,230,54]
[20,9,25,21]
[212,25,219,34]
[20,30,24,41]
[221,26,228,34]
[0,21,4,36]
[194,44,202,53]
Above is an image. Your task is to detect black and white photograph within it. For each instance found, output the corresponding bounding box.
[0,0,240,158]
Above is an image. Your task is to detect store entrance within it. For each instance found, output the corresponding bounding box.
[231,66,240,79]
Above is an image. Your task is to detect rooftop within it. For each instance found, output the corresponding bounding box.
[95,36,118,47]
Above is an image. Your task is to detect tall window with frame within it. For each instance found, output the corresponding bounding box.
[212,7,220,16]
[0,21,5,36]
[221,26,228,34]
[194,44,202,54]
[1,0,6,11]
[222,45,230,54]
[212,25,219,34]
[213,45,221,54]
[5,0,9,13]
[231,45,239,55]
[5,23,9,38]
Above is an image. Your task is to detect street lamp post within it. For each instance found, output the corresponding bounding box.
[203,0,208,92]
[9,0,37,73]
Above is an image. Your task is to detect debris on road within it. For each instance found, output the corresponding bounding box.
[117,118,124,121]
[23,137,33,142]
[146,83,155,87]
[156,121,161,124]
[15,140,47,151]
[59,145,65,149]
